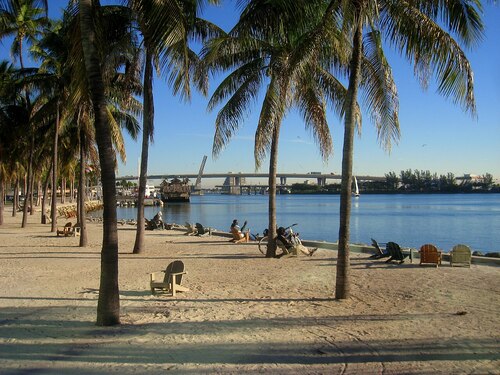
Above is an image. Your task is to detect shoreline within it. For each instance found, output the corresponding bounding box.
[6,201,499,262]
[0,212,499,373]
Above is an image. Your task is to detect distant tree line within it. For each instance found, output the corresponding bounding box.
[290,170,498,194]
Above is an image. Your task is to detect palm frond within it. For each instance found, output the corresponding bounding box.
[294,73,333,161]
[411,0,484,47]
[207,58,264,111]
[254,77,285,169]
[381,0,478,115]
[106,105,126,163]
[211,63,263,157]
[360,28,400,150]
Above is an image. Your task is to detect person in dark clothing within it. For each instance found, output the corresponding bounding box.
[275,226,317,258]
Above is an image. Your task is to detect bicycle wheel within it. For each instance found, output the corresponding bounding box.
[258,236,268,255]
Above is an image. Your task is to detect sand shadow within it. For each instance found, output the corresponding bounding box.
[0,306,497,368]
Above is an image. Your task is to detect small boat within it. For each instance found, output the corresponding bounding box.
[354,176,360,197]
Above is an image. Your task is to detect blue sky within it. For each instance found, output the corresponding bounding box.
[3,1,500,182]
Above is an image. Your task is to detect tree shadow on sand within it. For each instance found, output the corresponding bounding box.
[0,305,498,371]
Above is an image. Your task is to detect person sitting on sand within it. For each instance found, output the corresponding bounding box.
[230,219,258,242]
[230,219,247,242]
[152,211,164,229]
[275,226,317,258]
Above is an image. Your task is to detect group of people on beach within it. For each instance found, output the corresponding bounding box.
[230,218,317,257]
[146,212,317,257]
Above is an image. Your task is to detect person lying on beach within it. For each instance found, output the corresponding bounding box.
[275,226,317,258]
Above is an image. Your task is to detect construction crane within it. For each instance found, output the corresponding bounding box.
[194,155,207,192]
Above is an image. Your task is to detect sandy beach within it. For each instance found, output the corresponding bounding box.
[0,212,499,374]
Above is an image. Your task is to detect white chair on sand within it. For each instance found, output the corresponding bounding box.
[449,244,472,267]
[150,260,190,296]
[184,222,197,235]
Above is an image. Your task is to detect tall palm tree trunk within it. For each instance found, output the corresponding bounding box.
[29,170,35,214]
[265,125,280,258]
[36,180,42,207]
[133,49,154,254]
[13,179,19,216]
[51,105,59,231]
[80,0,120,326]
[70,177,74,203]
[0,177,4,226]
[41,165,52,224]
[61,177,66,203]
[335,11,363,300]
[78,128,88,247]
[21,135,35,227]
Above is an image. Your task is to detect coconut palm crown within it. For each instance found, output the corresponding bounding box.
[316,0,483,299]
[203,0,356,256]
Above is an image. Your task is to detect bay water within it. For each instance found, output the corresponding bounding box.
[110,193,500,253]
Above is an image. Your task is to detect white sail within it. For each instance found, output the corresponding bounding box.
[354,176,360,197]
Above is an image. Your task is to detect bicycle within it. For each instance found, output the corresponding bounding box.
[258,223,299,255]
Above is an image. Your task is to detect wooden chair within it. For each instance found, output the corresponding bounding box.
[419,244,442,267]
[450,244,472,267]
[385,242,409,264]
[371,238,389,259]
[195,223,211,236]
[184,222,197,236]
[72,223,81,237]
[57,222,74,237]
[150,260,190,296]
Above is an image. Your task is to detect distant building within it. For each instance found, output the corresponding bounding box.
[456,174,484,183]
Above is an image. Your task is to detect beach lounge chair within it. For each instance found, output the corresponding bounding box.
[419,244,442,267]
[150,260,190,296]
[450,244,472,267]
[184,222,197,236]
[57,222,75,237]
[371,238,389,259]
[195,223,211,236]
[230,227,250,243]
[385,242,409,264]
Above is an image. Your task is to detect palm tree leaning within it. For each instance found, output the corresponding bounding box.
[203,1,350,257]
[129,0,218,254]
[316,0,483,299]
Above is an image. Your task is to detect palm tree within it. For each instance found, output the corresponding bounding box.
[129,0,218,254]
[316,0,483,299]
[64,1,140,249]
[0,0,48,228]
[79,0,120,326]
[31,19,71,230]
[0,60,18,225]
[0,84,34,220]
[0,0,48,69]
[203,1,347,257]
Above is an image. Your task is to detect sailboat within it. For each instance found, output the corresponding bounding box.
[354,176,360,197]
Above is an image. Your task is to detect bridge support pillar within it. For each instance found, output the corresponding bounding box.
[317,177,327,186]
[222,175,246,195]
[233,177,242,195]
